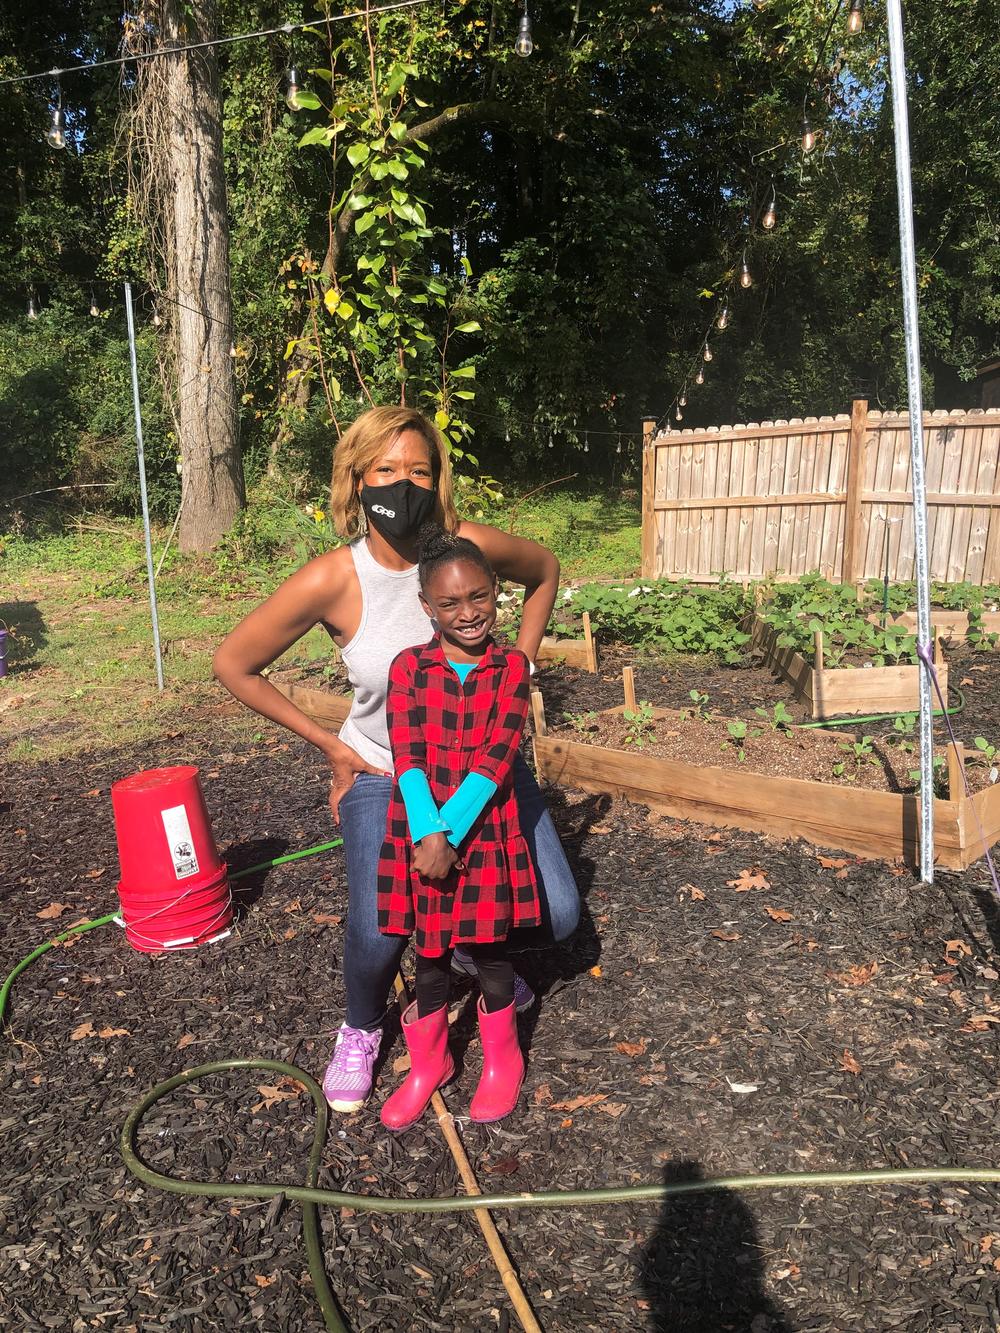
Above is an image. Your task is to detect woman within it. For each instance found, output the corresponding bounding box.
[213,405,580,1113]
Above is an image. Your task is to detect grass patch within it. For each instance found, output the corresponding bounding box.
[1,484,640,760]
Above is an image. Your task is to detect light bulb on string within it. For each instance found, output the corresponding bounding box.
[800,118,816,154]
[514,2,533,57]
[89,290,100,317]
[739,252,753,289]
[678,390,687,407]
[847,0,863,34]
[45,79,66,150]
[229,341,237,358]
[583,435,589,453]
[695,366,705,386]
[702,342,713,363]
[616,438,622,455]
[27,294,39,319]
[285,66,305,111]
[547,432,554,449]
[675,406,683,422]
[716,305,729,331]
[761,183,777,230]
[152,304,162,328]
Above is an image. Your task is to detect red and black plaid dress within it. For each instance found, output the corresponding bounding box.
[377,635,541,957]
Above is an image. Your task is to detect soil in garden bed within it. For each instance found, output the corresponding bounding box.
[547,709,996,798]
[5,730,1000,1332]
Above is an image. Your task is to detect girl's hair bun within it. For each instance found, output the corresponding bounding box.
[417,523,494,587]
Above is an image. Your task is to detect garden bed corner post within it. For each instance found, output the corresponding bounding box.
[641,417,656,579]
[841,398,868,585]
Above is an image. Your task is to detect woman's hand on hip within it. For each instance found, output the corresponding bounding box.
[326,739,389,824]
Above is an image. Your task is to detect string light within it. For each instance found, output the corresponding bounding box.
[761,183,777,230]
[89,291,100,317]
[229,341,238,357]
[547,432,553,448]
[27,293,39,319]
[514,1,533,57]
[285,66,305,111]
[152,304,163,327]
[678,390,687,407]
[675,406,683,422]
[716,305,729,331]
[800,118,816,154]
[695,366,705,385]
[583,436,589,453]
[740,251,754,289]
[616,438,621,454]
[505,428,510,442]
[702,342,713,362]
[847,0,863,34]
[45,80,66,150]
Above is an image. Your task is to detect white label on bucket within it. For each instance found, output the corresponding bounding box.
[161,804,201,880]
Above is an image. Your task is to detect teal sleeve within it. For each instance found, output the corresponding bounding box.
[439,772,498,848]
[398,768,450,843]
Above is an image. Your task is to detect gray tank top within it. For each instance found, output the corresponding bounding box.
[336,538,433,771]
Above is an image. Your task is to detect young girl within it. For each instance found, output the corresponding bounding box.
[376,527,540,1130]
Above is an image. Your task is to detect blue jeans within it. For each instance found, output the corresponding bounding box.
[339,755,580,1029]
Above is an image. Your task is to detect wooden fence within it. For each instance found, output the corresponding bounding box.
[640,402,1000,585]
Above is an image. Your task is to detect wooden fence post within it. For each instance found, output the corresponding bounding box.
[641,417,656,578]
[841,398,868,585]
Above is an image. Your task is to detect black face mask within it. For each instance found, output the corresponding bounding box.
[360,478,436,540]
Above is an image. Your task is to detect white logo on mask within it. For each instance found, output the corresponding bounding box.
[371,504,396,518]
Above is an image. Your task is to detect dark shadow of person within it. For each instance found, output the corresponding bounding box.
[638,1160,794,1333]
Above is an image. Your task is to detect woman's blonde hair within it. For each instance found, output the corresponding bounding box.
[330,406,459,540]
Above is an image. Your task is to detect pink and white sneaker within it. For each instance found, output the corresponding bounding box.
[322,1023,382,1112]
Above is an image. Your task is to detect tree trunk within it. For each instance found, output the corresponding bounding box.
[163,0,245,551]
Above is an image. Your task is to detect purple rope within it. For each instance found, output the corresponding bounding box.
[915,639,1000,900]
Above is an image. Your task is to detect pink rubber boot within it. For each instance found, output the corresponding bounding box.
[380,1002,454,1131]
[469,997,524,1123]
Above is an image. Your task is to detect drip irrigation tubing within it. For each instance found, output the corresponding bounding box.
[7,833,1000,1332]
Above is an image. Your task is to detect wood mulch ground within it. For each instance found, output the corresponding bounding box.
[4,685,1000,1332]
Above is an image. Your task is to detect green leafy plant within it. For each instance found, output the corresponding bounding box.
[834,735,875,781]
[622,700,656,748]
[973,735,998,765]
[563,709,599,734]
[754,700,794,731]
[687,688,710,721]
[908,755,948,798]
[569,579,752,662]
[722,718,760,763]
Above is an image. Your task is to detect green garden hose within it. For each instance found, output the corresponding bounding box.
[795,683,965,729]
[8,835,1000,1333]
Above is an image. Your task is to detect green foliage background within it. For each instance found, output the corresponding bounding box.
[1,0,998,520]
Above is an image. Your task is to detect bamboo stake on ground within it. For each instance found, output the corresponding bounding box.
[391,975,544,1333]
[582,611,597,673]
[623,666,637,713]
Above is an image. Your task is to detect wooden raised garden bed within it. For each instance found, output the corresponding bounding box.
[273,680,352,730]
[529,687,1000,871]
[534,611,598,673]
[867,609,1000,644]
[749,613,949,719]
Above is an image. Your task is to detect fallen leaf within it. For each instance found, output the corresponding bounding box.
[932,971,957,985]
[680,884,706,900]
[37,903,69,920]
[589,965,602,978]
[840,1048,862,1075]
[560,1117,573,1128]
[727,868,771,892]
[98,1027,130,1039]
[765,907,793,922]
[176,1034,196,1050]
[312,913,342,926]
[772,1263,801,1281]
[817,855,849,869]
[485,1155,520,1175]
[979,1235,996,1253]
[549,1093,608,1113]
[960,677,974,686]
[828,961,879,987]
[725,1078,759,1094]
[283,898,302,913]
[410,1264,434,1281]
[252,1078,306,1112]
[83,868,106,880]
[84,788,102,797]
[944,938,972,960]
[615,1039,648,1057]
[807,940,819,951]
[283,927,296,941]
[596,1101,628,1116]
[71,1021,95,1040]
[994,1256,1000,1273]
[711,929,741,942]
[254,1274,276,1288]
[533,1083,553,1105]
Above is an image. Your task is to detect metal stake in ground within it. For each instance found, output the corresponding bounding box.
[886,0,934,882]
[124,281,165,692]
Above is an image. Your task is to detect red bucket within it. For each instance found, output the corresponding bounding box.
[112,765,222,890]
[111,766,232,953]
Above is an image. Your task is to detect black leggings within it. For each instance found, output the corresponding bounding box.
[416,943,512,1018]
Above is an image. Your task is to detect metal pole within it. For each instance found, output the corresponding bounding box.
[886,0,934,881]
[124,281,165,692]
